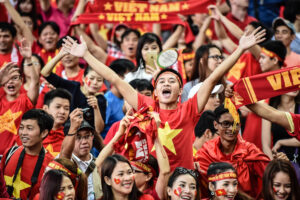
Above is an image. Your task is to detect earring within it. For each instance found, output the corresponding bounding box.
[211,191,215,196]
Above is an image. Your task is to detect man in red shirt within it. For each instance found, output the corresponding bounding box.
[194,105,270,198]
[42,88,72,157]
[62,26,266,170]
[0,23,21,67]
[1,109,54,200]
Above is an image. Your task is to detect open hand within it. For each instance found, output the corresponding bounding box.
[63,35,87,57]
[0,62,19,86]
[19,38,32,59]
[239,27,266,51]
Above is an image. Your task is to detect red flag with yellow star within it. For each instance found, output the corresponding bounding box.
[215,189,227,196]
[114,106,158,163]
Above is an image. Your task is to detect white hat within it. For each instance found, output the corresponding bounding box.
[188,82,224,99]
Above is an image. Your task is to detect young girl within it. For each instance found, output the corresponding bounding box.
[263,159,300,200]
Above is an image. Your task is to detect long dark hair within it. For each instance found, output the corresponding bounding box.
[101,154,143,200]
[135,33,162,71]
[190,44,222,82]
[39,169,74,200]
[263,159,300,200]
[269,92,300,109]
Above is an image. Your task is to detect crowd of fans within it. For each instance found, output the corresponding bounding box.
[0,0,300,199]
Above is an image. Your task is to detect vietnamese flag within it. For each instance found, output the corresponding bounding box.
[215,189,227,196]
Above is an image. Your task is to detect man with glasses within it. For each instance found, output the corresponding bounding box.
[194,104,270,198]
[59,108,102,200]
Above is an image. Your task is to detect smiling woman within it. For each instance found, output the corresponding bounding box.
[262,159,300,200]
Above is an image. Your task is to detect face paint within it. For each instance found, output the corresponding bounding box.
[174,187,182,196]
[85,77,91,86]
[55,192,65,200]
[114,178,121,184]
[273,187,277,193]
[215,189,227,196]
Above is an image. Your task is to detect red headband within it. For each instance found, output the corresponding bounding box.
[131,161,157,178]
[208,172,237,182]
[261,48,283,62]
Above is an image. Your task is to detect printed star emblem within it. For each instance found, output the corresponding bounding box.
[228,60,246,80]
[0,110,22,135]
[161,14,168,20]
[46,144,59,157]
[182,3,189,10]
[104,2,113,11]
[98,14,105,20]
[152,122,182,155]
[4,168,31,199]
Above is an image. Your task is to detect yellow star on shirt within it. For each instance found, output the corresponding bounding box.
[46,144,59,157]
[104,2,113,11]
[0,110,22,135]
[228,60,246,80]
[4,168,31,199]
[153,122,182,155]
[98,14,105,20]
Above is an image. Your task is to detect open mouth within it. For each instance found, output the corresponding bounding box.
[128,47,134,52]
[7,85,15,92]
[180,195,192,200]
[162,88,171,98]
[21,137,29,143]
[122,181,133,188]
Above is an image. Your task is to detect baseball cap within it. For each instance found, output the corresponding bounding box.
[188,82,224,99]
[272,17,296,34]
[63,119,95,136]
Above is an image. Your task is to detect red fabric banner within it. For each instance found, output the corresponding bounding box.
[74,0,215,25]
[231,65,300,108]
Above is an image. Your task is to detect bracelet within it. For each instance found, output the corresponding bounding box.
[24,62,33,67]
[66,132,76,136]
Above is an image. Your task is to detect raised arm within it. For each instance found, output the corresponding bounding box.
[41,48,67,77]
[39,0,50,12]
[149,112,170,200]
[95,112,132,173]
[87,95,105,152]
[261,119,273,159]
[196,27,266,112]
[62,36,139,110]
[193,16,212,51]
[247,102,291,131]
[60,108,83,159]
[74,26,108,64]
[20,38,39,104]
[1,0,34,44]
[89,23,108,51]
[163,25,184,50]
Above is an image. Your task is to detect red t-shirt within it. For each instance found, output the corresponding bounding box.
[103,121,120,144]
[0,93,34,155]
[37,48,59,66]
[226,52,262,84]
[1,146,54,200]
[138,93,201,170]
[43,127,64,157]
[55,67,85,85]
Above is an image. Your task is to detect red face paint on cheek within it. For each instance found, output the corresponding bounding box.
[273,187,277,193]
[174,187,182,196]
[114,178,121,184]
[55,192,65,200]
[85,77,91,86]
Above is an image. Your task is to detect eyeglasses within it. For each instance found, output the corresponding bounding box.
[75,134,93,141]
[175,167,199,179]
[217,121,239,129]
[208,55,225,61]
